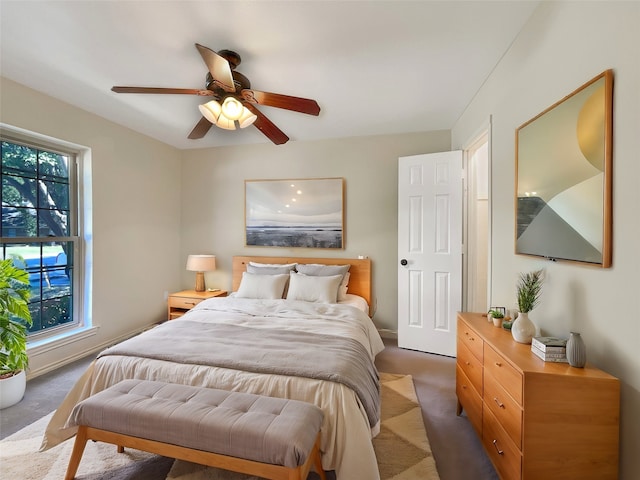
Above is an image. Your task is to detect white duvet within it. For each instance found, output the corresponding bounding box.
[41,297,385,480]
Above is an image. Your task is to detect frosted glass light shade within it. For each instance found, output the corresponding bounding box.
[215,115,236,130]
[238,107,258,128]
[221,97,244,120]
[198,100,222,124]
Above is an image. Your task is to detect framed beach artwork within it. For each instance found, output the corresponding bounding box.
[245,178,344,249]
[515,70,613,267]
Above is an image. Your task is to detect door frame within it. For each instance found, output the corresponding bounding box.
[461,117,493,313]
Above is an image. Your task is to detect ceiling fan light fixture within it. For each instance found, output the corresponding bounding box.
[198,100,222,124]
[215,115,236,130]
[238,107,258,128]
[221,96,244,121]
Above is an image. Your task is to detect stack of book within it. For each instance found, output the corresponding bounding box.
[531,336,568,363]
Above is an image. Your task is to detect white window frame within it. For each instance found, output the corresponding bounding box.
[1,124,94,348]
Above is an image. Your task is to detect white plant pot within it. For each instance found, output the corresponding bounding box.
[511,312,536,344]
[0,370,26,409]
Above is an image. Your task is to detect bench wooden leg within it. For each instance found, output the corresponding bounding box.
[64,426,89,480]
[313,442,326,480]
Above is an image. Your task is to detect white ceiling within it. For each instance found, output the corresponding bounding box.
[0,1,540,149]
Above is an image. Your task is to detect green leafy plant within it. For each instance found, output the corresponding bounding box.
[516,270,543,313]
[0,258,33,378]
[488,309,505,319]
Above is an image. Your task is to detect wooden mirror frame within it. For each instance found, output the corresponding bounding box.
[515,70,613,268]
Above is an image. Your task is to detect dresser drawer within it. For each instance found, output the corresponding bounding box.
[484,345,523,405]
[484,370,523,449]
[168,296,203,310]
[483,407,522,480]
[456,365,483,436]
[457,338,483,394]
[458,319,484,362]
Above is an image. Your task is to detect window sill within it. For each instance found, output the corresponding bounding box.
[27,325,100,356]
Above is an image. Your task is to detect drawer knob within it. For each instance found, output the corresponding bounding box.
[465,361,470,365]
[493,397,505,409]
[186,302,197,306]
[494,362,502,367]
[492,439,504,455]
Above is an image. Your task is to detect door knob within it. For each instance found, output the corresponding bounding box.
[400,259,408,266]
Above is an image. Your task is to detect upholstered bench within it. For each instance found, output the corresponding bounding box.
[64,379,326,480]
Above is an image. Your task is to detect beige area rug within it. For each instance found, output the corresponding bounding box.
[0,373,439,480]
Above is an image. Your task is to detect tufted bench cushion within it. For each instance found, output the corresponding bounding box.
[64,379,325,480]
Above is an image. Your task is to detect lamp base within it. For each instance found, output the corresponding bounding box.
[194,272,206,292]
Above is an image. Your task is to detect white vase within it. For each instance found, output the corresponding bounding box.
[0,370,26,409]
[511,312,536,344]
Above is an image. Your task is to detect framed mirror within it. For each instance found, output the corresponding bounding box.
[515,70,613,267]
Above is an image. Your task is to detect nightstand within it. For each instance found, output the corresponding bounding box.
[167,289,227,320]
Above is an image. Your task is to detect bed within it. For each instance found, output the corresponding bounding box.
[41,256,385,480]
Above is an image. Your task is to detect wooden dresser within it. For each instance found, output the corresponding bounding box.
[456,312,619,480]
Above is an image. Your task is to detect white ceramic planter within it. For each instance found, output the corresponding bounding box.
[511,312,536,344]
[0,370,26,409]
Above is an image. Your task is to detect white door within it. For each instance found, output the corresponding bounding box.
[398,151,463,356]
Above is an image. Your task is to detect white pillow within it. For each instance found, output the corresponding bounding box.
[286,272,343,303]
[246,264,296,275]
[295,264,351,301]
[249,262,297,269]
[235,272,289,299]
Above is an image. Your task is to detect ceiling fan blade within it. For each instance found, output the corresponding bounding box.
[241,90,320,116]
[188,116,213,139]
[112,86,215,96]
[244,104,289,145]
[195,43,235,93]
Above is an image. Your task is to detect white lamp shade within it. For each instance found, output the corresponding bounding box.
[186,254,217,272]
[198,100,222,124]
[221,97,244,121]
[215,115,236,130]
[238,107,258,128]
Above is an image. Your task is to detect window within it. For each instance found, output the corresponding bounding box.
[1,137,81,338]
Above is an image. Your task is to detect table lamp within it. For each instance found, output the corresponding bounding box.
[186,254,217,292]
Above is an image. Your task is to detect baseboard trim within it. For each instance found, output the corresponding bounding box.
[378,328,398,339]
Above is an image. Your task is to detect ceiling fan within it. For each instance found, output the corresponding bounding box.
[111,44,321,145]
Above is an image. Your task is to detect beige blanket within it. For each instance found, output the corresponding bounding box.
[41,297,385,480]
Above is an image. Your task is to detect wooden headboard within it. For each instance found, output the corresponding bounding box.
[232,256,372,306]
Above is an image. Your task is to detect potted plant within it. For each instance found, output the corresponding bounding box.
[488,309,505,327]
[512,269,543,344]
[0,257,33,409]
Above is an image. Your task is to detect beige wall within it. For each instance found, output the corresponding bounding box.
[1,78,183,376]
[179,131,450,332]
[452,2,640,478]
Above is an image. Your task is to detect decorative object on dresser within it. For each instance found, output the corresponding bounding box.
[167,289,227,320]
[531,336,567,363]
[456,313,619,480]
[566,331,587,368]
[488,309,505,328]
[511,270,543,344]
[186,254,217,292]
